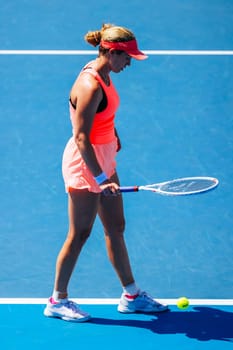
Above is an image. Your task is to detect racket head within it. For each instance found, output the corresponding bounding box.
[139,176,219,196]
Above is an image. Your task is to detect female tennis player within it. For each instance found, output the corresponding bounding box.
[44,23,168,322]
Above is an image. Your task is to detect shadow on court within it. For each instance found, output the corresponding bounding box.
[91,307,233,342]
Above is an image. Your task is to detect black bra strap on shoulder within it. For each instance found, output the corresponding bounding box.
[69,97,76,109]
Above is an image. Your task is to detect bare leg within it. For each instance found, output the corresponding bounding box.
[98,173,135,287]
[54,189,99,295]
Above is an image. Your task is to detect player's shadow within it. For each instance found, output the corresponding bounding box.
[91,307,233,342]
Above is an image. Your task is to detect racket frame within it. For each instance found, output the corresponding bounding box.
[120,176,219,196]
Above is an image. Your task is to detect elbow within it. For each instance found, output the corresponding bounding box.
[74,132,89,150]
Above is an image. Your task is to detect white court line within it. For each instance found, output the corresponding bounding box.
[0,50,233,55]
[0,298,233,305]
[145,50,233,56]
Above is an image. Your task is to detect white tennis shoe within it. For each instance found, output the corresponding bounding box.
[118,291,168,313]
[44,297,91,322]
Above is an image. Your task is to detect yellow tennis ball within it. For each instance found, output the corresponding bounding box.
[177,297,189,310]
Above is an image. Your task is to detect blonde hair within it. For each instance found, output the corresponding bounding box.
[84,23,135,47]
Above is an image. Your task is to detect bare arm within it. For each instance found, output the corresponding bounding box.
[114,128,122,152]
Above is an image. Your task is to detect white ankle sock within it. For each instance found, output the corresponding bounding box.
[52,290,68,303]
[123,282,140,296]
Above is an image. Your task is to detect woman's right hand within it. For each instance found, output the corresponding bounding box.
[99,181,121,196]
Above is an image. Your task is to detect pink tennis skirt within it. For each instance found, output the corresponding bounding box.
[62,137,118,193]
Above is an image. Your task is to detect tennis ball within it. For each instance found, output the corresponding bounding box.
[177,297,189,310]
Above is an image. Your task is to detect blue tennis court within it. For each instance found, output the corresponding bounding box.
[0,0,233,349]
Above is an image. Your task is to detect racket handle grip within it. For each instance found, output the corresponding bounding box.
[120,186,139,193]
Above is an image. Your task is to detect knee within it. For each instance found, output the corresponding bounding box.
[67,226,92,248]
[118,220,126,236]
[105,219,126,238]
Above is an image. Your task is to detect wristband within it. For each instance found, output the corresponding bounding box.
[94,172,108,185]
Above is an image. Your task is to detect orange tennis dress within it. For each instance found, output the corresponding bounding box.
[62,63,120,193]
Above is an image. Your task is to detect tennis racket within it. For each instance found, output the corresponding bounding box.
[120,176,219,196]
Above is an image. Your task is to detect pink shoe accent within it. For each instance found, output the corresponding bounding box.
[49,297,59,305]
[124,293,139,300]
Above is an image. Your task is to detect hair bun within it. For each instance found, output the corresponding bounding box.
[84,30,101,47]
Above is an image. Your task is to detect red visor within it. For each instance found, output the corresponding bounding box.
[100,39,148,60]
